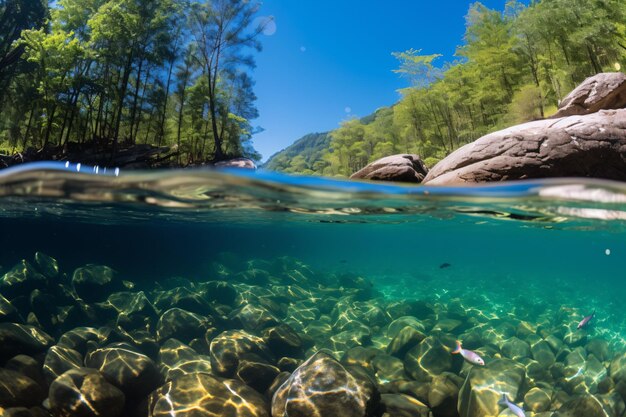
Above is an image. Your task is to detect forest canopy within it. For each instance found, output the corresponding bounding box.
[0,0,269,164]
[268,0,626,176]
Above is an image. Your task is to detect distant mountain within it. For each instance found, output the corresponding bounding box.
[262,132,331,174]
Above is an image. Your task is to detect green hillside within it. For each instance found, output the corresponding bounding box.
[263,132,331,174]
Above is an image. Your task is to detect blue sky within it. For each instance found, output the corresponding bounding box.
[250,0,514,161]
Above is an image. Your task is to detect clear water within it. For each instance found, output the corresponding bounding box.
[1,162,626,416]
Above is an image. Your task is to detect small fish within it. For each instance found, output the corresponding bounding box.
[577,310,595,329]
[439,263,452,269]
[452,340,485,365]
[498,394,526,417]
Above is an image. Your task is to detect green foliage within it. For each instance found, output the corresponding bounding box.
[0,0,265,163]
[268,0,626,176]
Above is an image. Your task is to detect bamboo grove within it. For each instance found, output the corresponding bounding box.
[0,0,268,163]
[268,0,626,176]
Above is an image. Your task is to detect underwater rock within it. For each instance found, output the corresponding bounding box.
[350,154,429,183]
[429,372,463,417]
[552,72,626,118]
[262,324,303,358]
[0,368,45,408]
[554,394,614,417]
[2,407,50,417]
[48,368,125,417]
[379,393,431,417]
[386,325,427,359]
[524,387,553,413]
[4,355,45,387]
[200,281,238,305]
[457,358,526,417]
[229,303,280,332]
[271,351,380,417]
[424,109,626,184]
[0,294,22,323]
[210,330,274,378]
[404,336,455,382]
[71,265,120,303]
[85,343,162,399]
[0,261,47,298]
[236,358,281,393]
[502,336,531,361]
[57,327,109,356]
[587,339,611,362]
[43,345,83,385]
[156,308,213,343]
[34,252,59,279]
[610,352,626,385]
[106,291,157,330]
[387,316,426,338]
[153,286,212,316]
[531,340,557,367]
[0,323,53,361]
[371,354,407,383]
[385,300,435,321]
[158,340,213,381]
[145,372,269,417]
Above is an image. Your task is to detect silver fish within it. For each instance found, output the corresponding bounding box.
[498,394,526,417]
[452,340,484,366]
[577,311,595,329]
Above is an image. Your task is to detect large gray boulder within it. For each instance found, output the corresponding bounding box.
[552,72,626,118]
[424,109,626,185]
[350,154,429,183]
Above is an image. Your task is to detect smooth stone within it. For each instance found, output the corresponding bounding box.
[0,368,45,408]
[387,326,426,359]
[106,291,157,330]
[152,287,212,316]
[424,109,626,184]
[370,354,406,383]
[85,343,162,398]
[554,394,613,417]
[502,337,531,361]
[271,351,380,417]
[0,294,21,323]
[199,280,238,305]
[145,373,269,417]
[404,336,454,382]
[57,327,109,355]
[4,355,45,387]
[0,261,47,298]
[457,358,526,417]
[380,393,430,417]
[263,324,303,358]
[531,340,556,367]
[387,317,426,338]
[34,252,59,279]
[48,368,125,417]
[524,387,553,413]
[277,357,301,373]
[587,339,610,362]
[0,323,53,361]
[209,330,274,378]
[214,158,257,169]
[230,303,279,332]
[236,358,281,393]
[609,352,626,383]
[71,265,120,303]
[43,345,83,385]
[429,372,462,417]
[552,72,626,118]
[156,308,213,343]
[350,154,429,183]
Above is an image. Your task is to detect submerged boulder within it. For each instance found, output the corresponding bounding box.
[424,109,626,184]
[457,358,526,417]
[145,372,269,417]
[271,351,380,417]
[552,72,626,118]
[350,154,429,183]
